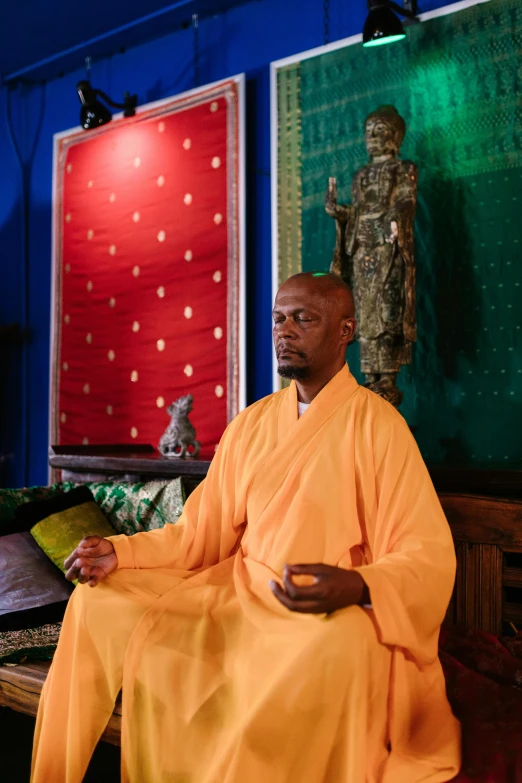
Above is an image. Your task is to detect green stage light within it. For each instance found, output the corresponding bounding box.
[363,33,406,47]
[362,1,417,49]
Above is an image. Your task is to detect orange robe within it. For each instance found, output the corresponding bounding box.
[32,365,460,782]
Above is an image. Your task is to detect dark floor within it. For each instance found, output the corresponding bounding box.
[0,707,120,782]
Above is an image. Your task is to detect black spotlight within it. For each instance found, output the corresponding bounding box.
[363,0,418,48]
[77,80,138,130]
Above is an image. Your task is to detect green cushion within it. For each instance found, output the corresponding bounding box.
[30,500,115,580]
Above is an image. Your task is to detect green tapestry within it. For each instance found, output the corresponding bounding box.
[276,0,522,466]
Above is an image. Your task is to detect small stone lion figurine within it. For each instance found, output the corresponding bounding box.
[158,394,200,459]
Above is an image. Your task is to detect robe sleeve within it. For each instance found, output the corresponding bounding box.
[109,413,247,572]
[353,411,456,664]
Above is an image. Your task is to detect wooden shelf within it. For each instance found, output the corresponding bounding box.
[49,444,211,480]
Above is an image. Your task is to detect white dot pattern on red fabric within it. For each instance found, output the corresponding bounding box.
[57,92,234,457]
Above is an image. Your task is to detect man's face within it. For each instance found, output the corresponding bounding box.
[272,280,354,381]
[365,117,397,157]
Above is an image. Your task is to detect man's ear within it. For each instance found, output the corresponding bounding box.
[341,317,356,345]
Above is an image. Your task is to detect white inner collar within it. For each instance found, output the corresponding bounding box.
[297,401,310,417]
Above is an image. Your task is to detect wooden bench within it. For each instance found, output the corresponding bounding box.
[0,661,122,746]
[2,490,522,747]
[442,493,522,634]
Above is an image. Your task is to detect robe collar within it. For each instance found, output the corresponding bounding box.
[248,364,359,526]
[278,363,358,442]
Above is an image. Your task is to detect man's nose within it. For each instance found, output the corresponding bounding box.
[274,319,297,339]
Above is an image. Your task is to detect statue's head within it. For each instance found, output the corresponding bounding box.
[167,394,194,417]
[365,105,406,158]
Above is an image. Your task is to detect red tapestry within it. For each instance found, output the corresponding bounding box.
[51,78,244,459]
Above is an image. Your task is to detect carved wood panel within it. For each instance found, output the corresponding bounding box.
[450,541,503,634]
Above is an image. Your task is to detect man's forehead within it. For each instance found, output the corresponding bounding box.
[273,286,324,309]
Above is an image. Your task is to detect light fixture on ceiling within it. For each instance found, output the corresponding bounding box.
[76,80,138,130]
[363,0,418,48]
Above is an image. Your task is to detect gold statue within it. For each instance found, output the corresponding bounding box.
[326,105,417,407]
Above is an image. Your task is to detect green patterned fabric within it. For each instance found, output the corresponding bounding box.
[0,480,185,534]
[277,63,303,287]
[277,0,522,466]
[0,484,63,527]
[80,480,185,535]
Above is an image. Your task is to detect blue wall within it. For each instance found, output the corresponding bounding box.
[0,0,456,487]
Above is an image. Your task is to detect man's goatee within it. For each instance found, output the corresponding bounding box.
[277,365,310,381]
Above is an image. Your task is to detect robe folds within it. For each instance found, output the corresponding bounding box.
[31,365,461,783]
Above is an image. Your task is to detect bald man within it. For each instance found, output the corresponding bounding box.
[32,273,460,783]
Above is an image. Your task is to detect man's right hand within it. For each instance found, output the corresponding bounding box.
[64,536,118,587]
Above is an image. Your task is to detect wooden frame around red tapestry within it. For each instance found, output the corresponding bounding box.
[50,75,246,465]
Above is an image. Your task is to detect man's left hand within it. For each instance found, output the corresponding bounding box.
[270,563,370,614]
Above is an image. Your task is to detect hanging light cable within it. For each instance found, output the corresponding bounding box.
[193,13,200,87]
[323,0,331,45]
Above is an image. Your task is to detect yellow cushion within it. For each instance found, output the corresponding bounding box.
[30,501,115,581]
